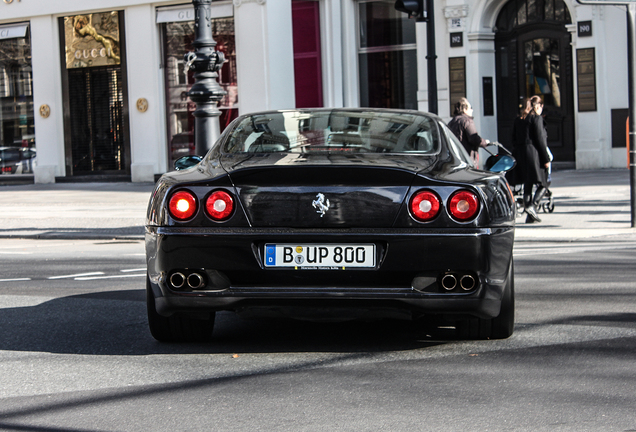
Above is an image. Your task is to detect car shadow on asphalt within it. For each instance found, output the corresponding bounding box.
[0,290,448,356]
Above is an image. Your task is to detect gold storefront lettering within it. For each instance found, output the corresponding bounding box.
[74,48,111,60]
[3,0,22,4]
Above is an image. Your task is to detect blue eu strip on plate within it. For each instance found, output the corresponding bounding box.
[265,245,276,266]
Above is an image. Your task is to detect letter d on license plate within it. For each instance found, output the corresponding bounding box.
[264,244,375,268]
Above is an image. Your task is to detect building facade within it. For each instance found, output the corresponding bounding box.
[0,0,628,183]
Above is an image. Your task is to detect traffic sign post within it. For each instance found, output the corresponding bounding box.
[576,0,636,227]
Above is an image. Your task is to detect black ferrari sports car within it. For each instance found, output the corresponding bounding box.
[145,108,516,342]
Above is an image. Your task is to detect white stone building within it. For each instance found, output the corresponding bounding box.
[0,0,629,183]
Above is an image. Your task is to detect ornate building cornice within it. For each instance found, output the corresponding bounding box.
[444,5,469,31]
[233,0,266,6]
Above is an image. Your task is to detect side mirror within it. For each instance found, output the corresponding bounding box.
[174,155,202,171]
[485,154,516,173]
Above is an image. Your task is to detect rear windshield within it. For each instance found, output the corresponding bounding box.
[223,110,441,155]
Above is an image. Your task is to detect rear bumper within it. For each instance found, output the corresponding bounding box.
[146,226,514,320]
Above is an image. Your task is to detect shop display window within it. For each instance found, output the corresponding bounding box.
[357,1,418,110]
[163,17,238,168]
[0,27,36,175]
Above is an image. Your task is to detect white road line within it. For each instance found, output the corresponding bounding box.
[0,251,32,255]
[120,268,146,273]
[48,272,105,280]
[74,274,146,281]
[0,278,32,282]
[514,243,636,257]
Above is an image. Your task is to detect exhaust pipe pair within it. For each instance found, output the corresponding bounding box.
[441,273,476,292]
[169,271,205,289]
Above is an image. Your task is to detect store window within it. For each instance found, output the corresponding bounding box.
[61,12,129,176]
[357,1,417,110]
[0,24,36,175]
[160,6,238,168]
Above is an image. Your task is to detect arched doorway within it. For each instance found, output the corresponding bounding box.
[495,0,575,163]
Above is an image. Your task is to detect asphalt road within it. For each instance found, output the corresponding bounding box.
[1,238,636,431]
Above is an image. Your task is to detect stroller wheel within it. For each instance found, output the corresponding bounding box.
[545,198,555,213]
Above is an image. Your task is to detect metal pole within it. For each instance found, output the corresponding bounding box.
[188,0,227,156]
[628,3,636,227]
[425,0,438,114]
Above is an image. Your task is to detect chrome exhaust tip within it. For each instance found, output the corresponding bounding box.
[441,274,457,291]
[460,274,476,291]
[187,272,205,289]
[169,272,186,289]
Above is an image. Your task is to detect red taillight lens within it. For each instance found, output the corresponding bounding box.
[410,190,441,222]
[449,190,480,221]
[206,190,234,221]
[168,190,198,220]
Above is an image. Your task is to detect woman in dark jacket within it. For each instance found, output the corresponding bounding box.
[447,98,489,168]
[512,95,552,223]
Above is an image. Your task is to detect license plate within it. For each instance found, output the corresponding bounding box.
[264,244,376,269]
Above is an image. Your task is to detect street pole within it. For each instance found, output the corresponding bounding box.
[425,0,438,114]
[628,3,636,227]
[187,0,227,156]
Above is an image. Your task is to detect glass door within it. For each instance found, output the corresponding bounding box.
[517,31,574,161]
[523,37,562,108]
[61,12,130,176]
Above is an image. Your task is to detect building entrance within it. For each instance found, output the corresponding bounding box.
[495,0,575,163]
[67,66,127,173]
[60,12,130,177]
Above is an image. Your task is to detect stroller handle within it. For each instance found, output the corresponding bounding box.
[485,141,513,156]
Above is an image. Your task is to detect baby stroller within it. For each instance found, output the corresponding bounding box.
[483,142,555,215]
[512,184,554,214]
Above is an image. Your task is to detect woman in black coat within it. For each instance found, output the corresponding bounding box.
[512,96,552,223]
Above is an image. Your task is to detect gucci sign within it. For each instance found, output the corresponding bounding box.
[73,48,113,61]
[3,0,22,4]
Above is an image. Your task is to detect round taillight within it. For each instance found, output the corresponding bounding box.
[449,190,480,221]
[410,190,441,222]
[168,190,198,220]
[206,190,234,221]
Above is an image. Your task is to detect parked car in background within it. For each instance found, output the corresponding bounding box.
[0,147,36,175]
[145,108,517,342]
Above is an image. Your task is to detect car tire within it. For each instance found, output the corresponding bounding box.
[146,276,215,342]
[456,261,515,340]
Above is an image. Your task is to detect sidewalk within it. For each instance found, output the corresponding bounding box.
[514,168,636,242]
[0,169,634,242]
[0,182,152,240]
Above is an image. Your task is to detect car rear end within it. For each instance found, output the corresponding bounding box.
[145,109,515,340]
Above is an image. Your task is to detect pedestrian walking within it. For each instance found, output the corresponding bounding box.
[512,95,552,223]
[447,97,490,168]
